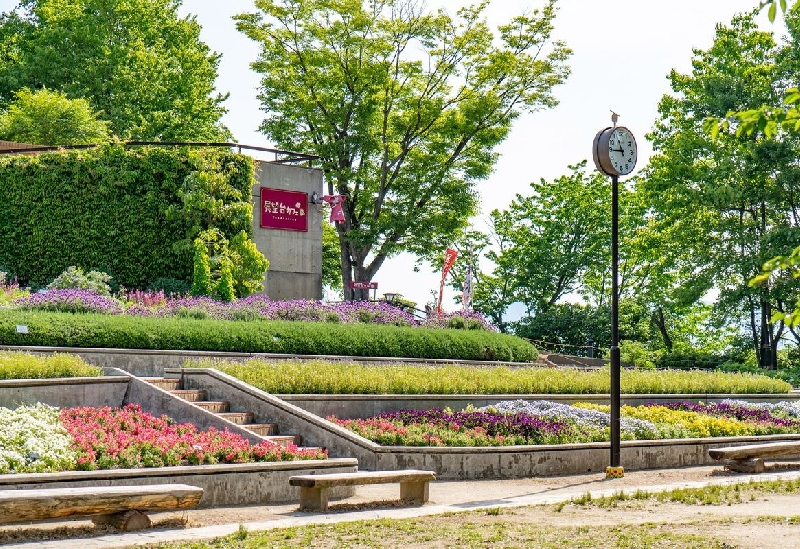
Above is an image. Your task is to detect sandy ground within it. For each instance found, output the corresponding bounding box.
[3,464,800,547]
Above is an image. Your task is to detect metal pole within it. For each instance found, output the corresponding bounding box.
[610,174,621,469]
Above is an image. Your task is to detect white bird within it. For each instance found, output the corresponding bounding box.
[611,110,619,127]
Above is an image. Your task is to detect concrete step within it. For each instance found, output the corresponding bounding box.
[216,411,254,425]
[193,401,230,413]
[245,423,280,436]
[263,434,302,448]
[142,378,180,391]
[170,389,207,402]
[298,446,325,455]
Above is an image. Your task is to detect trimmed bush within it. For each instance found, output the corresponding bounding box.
[187,358,792,395]
[0,310,538,362]
[0,350,102,379]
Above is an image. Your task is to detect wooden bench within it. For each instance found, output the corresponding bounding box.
[289,469,436,511]
[709,441,800,473]
[0,483,203,531]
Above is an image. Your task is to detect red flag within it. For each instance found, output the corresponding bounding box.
[437,248,458,314]
[322,195,346,222]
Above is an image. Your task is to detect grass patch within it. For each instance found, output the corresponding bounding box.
[185,358,792,394]
[564,477,800,508]
[0,350,102,379]
[148,513,730,549]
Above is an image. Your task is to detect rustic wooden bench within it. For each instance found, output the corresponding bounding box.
[709,441,800,473]
[0,483,203,531]
[289,469,436,511]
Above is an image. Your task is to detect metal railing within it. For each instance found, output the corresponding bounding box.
[0,141,319,166]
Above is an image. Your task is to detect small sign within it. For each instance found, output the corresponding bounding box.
[260,187,309,232]
[15,325,28,334]
[348,281,378,290]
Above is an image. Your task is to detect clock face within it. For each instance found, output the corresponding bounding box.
[607,127,637,175]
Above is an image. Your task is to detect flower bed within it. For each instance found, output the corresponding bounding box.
[327,399,800,447]
[12,289,495,330]
[0,403,326,474]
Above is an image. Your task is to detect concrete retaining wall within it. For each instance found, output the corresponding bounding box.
[0,376,128,409]
[168,368,800,479]
[0,346,546,378]
[0,459,358,506]
[4,369,800,483]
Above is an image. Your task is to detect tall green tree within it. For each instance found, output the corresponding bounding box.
[0,0,230,141]
[474,162,610,329]
[0,87,109,145]
[644,12,800,368]
[236,0,571,299]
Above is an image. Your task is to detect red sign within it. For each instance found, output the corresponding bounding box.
[348,281,378,290]
[260,187,308,232]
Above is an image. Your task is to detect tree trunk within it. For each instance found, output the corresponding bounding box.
[650,307,673,352]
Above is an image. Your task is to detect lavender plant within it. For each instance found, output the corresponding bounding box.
[14,289,124,315]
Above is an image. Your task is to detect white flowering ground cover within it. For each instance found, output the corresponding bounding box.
[0,403,77,474]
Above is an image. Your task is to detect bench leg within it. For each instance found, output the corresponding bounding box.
[400,480,429,503]
[298,486,330,511]
[92,510,152,531]
[724,458,765,474]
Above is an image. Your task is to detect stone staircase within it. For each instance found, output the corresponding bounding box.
[144,378,308,449]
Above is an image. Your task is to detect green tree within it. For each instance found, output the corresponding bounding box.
[471,162,610,331]
[0,0,230,141]
[236,0,571,300]
[0,88,110,145]
[644,12,800,368]
[322,221,343,293]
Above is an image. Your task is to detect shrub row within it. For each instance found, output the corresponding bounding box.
[0,311,537,362]
[0,350,102,379]
[187,358,793,394]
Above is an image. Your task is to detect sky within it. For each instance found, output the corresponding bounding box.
[0,0,777,311]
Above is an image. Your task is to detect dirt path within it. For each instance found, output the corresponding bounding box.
[2,464,800,547]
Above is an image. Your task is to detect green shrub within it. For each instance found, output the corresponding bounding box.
[0,310,538,362]
[148,277,190,298]
[46,266,113,296]
[0,350,102,379]
[184,359,792,395]
[655,350,745,370]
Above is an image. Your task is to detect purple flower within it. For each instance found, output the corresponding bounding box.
[14,289,124,315]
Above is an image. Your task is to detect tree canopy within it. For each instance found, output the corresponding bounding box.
[0,88,110,145]
[236,0,571,299]
[0,0,230,141]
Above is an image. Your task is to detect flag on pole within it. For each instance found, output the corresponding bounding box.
[462,249,473,311]
[322,195,346,222]
[437,247,458,315]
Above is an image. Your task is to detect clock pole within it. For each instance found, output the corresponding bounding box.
[593,119,636,480]
[610,173,621,472]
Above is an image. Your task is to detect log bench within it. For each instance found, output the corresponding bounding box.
[0,483,203,531]
[289,469,436,511]
[709,441,800,473]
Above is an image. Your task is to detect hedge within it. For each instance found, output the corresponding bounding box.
[186,359,792,394]
[0,144,254,289]
[0,311,538,362]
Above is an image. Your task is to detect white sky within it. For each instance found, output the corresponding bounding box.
[0,0,776,310]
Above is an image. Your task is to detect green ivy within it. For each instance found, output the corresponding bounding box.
[0,145,262,290]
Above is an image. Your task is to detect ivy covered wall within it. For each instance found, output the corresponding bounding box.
[0,145,257,290]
